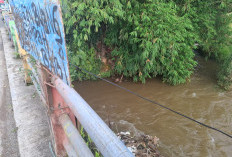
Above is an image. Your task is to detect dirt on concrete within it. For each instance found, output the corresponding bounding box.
[0,19,20,157]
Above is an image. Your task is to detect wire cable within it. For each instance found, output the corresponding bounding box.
[70,63,232,139]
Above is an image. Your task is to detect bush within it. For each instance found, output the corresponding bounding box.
[61,0,232,88]
[218,52,232,90]
[105,0,197,84]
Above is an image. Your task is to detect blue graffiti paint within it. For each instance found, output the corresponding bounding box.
[9,0,70,85]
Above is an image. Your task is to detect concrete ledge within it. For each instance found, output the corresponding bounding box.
[0,26,53,156]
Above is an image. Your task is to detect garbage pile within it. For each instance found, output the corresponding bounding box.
[117,132,164,157]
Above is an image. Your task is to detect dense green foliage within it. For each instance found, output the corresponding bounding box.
[61,0,232,88]
[106,1,197,84]
[174,0,232,89]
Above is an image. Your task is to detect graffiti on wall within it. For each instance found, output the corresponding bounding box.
[9,0,70,85]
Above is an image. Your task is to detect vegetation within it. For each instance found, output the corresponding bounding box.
[80,126,102,157]
[61,0,232,89]
[178,0,232,89]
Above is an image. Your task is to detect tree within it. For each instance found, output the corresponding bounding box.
[61,0,232,89]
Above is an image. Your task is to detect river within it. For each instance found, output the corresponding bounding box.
[74,56,232,157]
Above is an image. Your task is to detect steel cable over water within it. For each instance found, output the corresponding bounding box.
[70,63,232,139]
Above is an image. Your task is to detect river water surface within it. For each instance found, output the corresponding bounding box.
[74,56,232,157]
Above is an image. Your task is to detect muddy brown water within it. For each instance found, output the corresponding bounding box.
[74,56,232,157]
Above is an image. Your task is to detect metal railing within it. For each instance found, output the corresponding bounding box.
[52,76,134,157]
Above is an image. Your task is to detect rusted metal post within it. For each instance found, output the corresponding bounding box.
[59,114,94,157]
[49,86,76,156]
[52,76,134,157]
